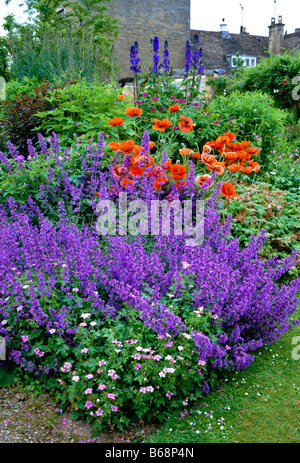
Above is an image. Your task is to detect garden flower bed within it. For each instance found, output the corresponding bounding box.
[0,38,299,438]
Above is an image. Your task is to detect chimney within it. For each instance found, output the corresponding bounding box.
[240,26,247,34]
[268,16,285,54]
[220,19,231,38]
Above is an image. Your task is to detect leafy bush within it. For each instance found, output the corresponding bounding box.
[219,182,300,280]
[238,52,300,118]
[207,91,287,167]
[0,79,78,157]
[35,80,126,146]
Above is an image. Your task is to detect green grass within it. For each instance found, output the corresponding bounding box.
[144,302,300,444]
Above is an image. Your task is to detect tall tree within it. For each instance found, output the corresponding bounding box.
[2,0,119,81]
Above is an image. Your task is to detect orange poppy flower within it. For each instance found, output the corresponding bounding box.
[120,178,133,188]
[133,145,141,155]
[216,135,230,145]
[152,118,172,131]
[227,163,241,172]
[130,166,144,177]
[197,174,213,188]
[240,166,253,175]
[108,117,125,126]
[108,141,120,151]
[169,104,181,113]
[132,154,154,168]
[248,160,260,172]
[113,165,128,179]
[205,141,218,150]
[149,141,155,149]
[179,148,193,156]
[153,176,168,190]
[203,144,213,154]
[170,164,187,180]
[117,95,125,100]
[225,151,238,161]
[175,180,187,189]
[191,151,200,159]
[119,140,135,153]
[200,153,216,165]
[207,163,224,175]
[220,182,236,199]
[178,115,195,133]
[223,132,236,142]
[125,107,143,117]
[161,159,172,170]
[246,146,260,155]
[241,140,250,149]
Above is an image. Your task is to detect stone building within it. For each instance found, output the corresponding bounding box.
[103,1,300,79]
[106,0,191,76]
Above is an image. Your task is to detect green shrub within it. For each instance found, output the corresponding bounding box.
[35,80,124,146]
[207,91,287,167]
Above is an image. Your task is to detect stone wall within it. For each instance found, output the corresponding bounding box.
[106,0,190,78]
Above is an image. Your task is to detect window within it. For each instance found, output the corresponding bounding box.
[231,54,257,68]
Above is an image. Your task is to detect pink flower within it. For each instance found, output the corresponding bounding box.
[81,348,88,353]
[98,359,107,366]
[134,363,141,370]
[84,388,93,394]
[85,401,93,409]
[96,409,104,416]
[98,384,107,390]
[111,406,118,412]
[152,97,158,101]
[106,393,116,400]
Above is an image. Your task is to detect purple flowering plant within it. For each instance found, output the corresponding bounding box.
[0,134,299,431]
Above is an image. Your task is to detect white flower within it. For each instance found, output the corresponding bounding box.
[81,313,91,319]
[136,346,143,351]
[178,346,184,351]
[22,285,29,289]
[72,376,80,382]
[49,329,56,334]
[182,261,190,269]
[90,321,97,326]
[1,320,7,325]
[16,306,23,312]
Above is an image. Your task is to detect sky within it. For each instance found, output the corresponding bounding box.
[0,0,299,37]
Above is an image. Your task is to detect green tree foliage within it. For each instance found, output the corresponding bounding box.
[1,0,119,81]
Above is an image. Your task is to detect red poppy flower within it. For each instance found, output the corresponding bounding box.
[108,117,125,126]
[119,140,135,153]
[125,107,143,117]
[153,176,168,190]
[197,175,213,188]
[178,115,195,133]
[152,118,172,131]
[169,104,181,113]
[170,164,187,180]
[120,178,133,188]
[108,141,120,151]
[220,182,236,199]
